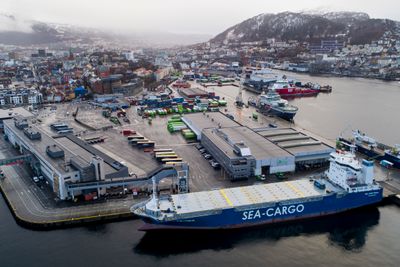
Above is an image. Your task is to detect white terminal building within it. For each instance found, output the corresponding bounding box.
[3,117,129,200]
[182,113,334,180]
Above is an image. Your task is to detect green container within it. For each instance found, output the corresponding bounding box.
[168,118,182,123]
[218,100,227,106]
[183,134,196,139]
[171,115,181,119]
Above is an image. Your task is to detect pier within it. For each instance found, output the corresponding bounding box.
[0,144,138,228]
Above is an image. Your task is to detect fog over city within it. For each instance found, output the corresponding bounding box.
[2,0,400,35]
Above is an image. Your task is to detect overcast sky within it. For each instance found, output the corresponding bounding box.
[3,0,400,36]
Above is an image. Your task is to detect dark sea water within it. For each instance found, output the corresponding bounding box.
[274,71,400,145]
[1,75,400,267]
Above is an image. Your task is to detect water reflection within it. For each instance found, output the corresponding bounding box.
[134,207,380,257]
[83,223,109,234]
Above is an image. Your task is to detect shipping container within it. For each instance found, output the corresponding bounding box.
[122,129,136,136]
[130,138,148,145]
[155,154,178,161]
[137,141,155,147]
[161,158,183,163]
[153,148,174,153]
[155,152,177,158]
[127,135,143,141]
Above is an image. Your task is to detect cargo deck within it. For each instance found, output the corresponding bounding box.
[171,179,333,215]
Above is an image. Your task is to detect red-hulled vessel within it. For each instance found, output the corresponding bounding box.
[270,79,320,97]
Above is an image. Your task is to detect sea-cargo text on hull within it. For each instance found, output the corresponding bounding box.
[242,204,305,221]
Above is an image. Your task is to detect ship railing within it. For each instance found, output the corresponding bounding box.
[375,141,394,152]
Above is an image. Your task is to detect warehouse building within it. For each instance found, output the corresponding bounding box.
[202,126,295,180]
[4,118,128,200]
[182,113,333,180]
[254,127,334,169]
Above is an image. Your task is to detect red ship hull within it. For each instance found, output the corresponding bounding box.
[275,87,319,97]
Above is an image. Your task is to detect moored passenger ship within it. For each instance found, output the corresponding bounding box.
[132,150,382,231]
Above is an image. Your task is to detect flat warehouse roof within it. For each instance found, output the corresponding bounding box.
[56,137,115,175]
[0,107,33,119]
[4,119,74,175]
[172,180,323,215]
[183,112,240,131]
[257,128,334,157]
[256,128,299,137]
[4,119,119,176]
[202,126,292,160]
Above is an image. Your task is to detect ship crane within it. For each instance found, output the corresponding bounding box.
[235,78,244,108]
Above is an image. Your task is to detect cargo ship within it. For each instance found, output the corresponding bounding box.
[257,90,298,121]
[340,130,400,168]
[132,149,382,231]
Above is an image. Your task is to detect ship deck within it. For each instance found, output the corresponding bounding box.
[171,179,328,215]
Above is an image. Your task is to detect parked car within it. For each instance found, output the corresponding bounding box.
[211,161,220,169]
[269,123,278,128]
[32,176,39,183]
[203,154,212,160]
[199,148,206,154]
[195,144,203,150]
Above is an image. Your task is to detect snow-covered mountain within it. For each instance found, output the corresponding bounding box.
[0,14,114,46]
[0,13,211,47]
[211,11,399,45]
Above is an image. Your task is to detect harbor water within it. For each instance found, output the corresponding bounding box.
[1,74,400,267]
